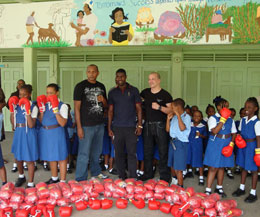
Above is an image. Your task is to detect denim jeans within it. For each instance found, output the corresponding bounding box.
[75,124,104,181]
[143,121,171,182]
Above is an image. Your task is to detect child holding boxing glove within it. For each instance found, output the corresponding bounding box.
[203,96,237,197]
[38,83,68,184]
[10,84,38,188]
[232,97,260,203]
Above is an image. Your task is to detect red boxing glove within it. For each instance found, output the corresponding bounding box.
[205,208,217,216]
[235,134,246,149]
[19,98,31,115]
[8,96,19,113]
[219,108,231,124]
[222,142,234,157]
[16,209,30,217]
[254,148,260,167]
[47,95,59,114]
[148,200,161,210]
[88,199,101,210]
[30,206,43,217]
[59,206,73,217]
[171,203,191,217]
[43,204,55,217]
[37,95,47,113]
[94,184,104,194]
[159,203,172,214]
[75,200,88,211]
[101,199,113,209]
[130,198,145,209]
[116,198,128,209]
[2,207,13,217]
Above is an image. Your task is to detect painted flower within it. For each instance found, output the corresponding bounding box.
[100,31,106,37]
[136,7,154,24]
[154,11,185,37]
[87,39,95,46]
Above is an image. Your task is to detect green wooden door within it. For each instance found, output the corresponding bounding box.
[37,67,49,96]
[247,68,260,98]
[216,67,246,118]
[1,67,23,131]
[183,68,214,115]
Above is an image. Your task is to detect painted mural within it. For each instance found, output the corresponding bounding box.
[0,0,259,48]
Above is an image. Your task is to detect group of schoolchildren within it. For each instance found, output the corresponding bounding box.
[101,96,260,203]
[0,82,259,203]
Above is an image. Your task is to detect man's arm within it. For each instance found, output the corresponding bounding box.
[152,102,172,114]
[107,104,114,138]
[74,100,84,139]
[135,103,142,136]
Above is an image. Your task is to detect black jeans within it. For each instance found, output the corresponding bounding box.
[143,121,171,182]
[113,127,138,179]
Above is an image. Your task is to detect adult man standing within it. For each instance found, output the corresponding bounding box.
[108,69,142,180]
[139,72,173,183]
[74,64,108,181]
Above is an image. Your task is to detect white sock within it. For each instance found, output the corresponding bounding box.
[204,167,208,171]
[52,176,59,181]
[227,170,232,174]
[196,168,199,172]
[34,162,37,166]
[27,182,34,187]
[216,185,222,189]
[23,162,27,166]
[206,187,211,192]
[44,162,48,166]
[104,164,108,170]
[60,180,66,183]
[199,176,204,180]
[188,168,192,172]
[250,189,256,196]
[67,163,69,169]
[136,170,140,174]
[19,174,25,178]
[240,184,245,191]
[139,171,144,175]
[13,163,17,167]
[258,172,260,176]
[183,170,187,175]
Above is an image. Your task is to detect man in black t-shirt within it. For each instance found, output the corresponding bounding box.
[73,64,108,181]
[139,72,173,183]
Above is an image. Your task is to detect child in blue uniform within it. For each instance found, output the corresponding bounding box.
[166,98,191,187]
[10,84,38,188]
[204,96,237,197]
[38,83,68,184]
[232,97,260,203]
[187,110,207,185]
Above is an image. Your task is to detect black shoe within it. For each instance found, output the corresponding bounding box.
[244,194,258,203]
[11,167,18,173]
[205,190,211,195]
[232,188,246,197]
[203,170,208,177]
[23,164,28,171]
[109,168,118,175]
[258,175,260,182]
[67,167,73,174]
[34,166,38,171]
[234,168,241,175]
[214,188,227,198]
[186,171,194,178]
[15,177,26,187]
[198,178,204,186]
[137,175,153,181]
[43,164,50,171]
[45,178,60,184]
[100,163,106,171]
[227,172,234,179]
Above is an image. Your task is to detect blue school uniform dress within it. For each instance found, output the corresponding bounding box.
[236,116,260,172]
[11,103,38,162]
[169,112,191,171]
[187,122,207,168]
[39,101,68,161]
[204,113,237,168]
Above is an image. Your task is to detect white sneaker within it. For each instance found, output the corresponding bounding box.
[96,173,108,179]
[171,177,178,185]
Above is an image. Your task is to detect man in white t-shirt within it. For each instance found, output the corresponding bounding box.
[26,11,40,45]
[70,3,97,46]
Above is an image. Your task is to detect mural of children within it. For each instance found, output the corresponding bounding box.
[108,7,134,46]
[211,10,223,24]
[74,10,86,46]
[26,11,40,45]
[70,3,97,46]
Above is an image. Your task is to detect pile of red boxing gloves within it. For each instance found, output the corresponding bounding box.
[0,178,243,217]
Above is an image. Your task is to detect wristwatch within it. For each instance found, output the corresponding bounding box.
[158,105,162,111]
